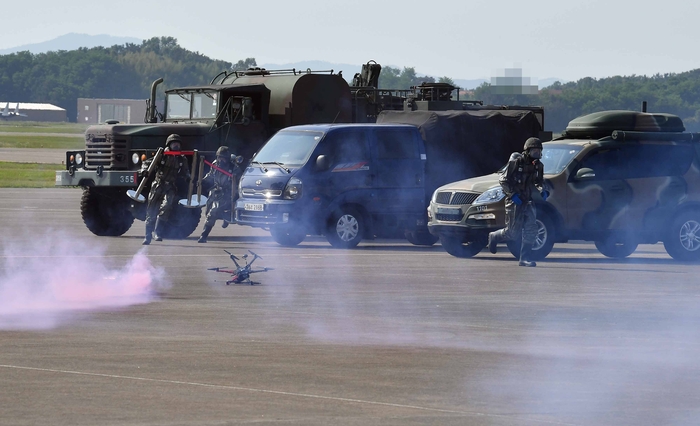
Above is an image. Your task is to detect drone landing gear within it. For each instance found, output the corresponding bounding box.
[226,279,259,286]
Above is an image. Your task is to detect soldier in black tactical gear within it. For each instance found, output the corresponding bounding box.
[197,146,243,243]
[487,137,549,266]
[142,134,191,245]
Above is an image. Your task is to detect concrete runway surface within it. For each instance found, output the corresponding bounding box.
[1,188,700,425]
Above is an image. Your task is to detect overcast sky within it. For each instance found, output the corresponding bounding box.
[2,0,698,82]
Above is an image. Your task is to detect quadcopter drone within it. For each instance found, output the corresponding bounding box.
[208,250,272,285]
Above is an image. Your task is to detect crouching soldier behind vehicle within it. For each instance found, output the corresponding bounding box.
[198,146,243,243]
[487,137,549,266]
[142,134,191,245]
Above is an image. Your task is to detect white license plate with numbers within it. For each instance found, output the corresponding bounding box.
[244,203,264,211]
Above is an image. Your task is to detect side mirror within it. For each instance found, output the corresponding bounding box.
[575,167,595,180]
[316,155,330,171]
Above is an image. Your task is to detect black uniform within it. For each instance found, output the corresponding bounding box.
[198,149,242,243]
[142,137,190,245]
[488,138,546,266]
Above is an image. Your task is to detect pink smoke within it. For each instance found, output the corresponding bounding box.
[0,233,166,330]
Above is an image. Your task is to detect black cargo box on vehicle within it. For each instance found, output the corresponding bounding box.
[376,109,543,194]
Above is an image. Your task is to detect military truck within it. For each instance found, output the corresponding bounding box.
[55,60,547,240]
[427,108,700,261]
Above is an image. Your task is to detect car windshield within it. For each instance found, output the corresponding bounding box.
[541,145,583,174]
[165,91,218,120]
[497,144,582,175]
[253,131,324,166]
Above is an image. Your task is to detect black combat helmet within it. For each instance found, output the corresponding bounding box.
[523,137,542,151]
[216,146,231,163]
[166,134,182,148]
[523,137,543,159]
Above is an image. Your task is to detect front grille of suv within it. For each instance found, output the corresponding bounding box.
[435,191,480,205]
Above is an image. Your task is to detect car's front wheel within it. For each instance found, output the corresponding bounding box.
[270,226,306,247]
[440,236,486,258]
[594,236,638,258]
[506,214,555,261]
[664,210,700,261]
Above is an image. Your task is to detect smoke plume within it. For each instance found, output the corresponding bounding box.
[0,233,166,330]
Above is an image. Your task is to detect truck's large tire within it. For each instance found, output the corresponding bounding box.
[81,187,134,237]
[160,204,202,239]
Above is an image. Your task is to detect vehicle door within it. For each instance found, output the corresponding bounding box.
[369,127,425,217]
[323,129,372,204]
[566,145,633,232]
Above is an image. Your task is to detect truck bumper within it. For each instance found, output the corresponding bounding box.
[55,170,139,187]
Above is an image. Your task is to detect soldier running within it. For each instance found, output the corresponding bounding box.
[487,137,549,266]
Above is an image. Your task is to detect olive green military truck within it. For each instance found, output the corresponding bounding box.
[428,109,700,261]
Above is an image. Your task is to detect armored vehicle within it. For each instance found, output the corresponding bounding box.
[427,108,700,261]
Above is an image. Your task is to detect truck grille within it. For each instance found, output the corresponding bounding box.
[435,191,480,205]
[85,134,129,170]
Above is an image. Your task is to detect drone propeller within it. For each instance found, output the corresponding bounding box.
[223,249,239,262]
[248,250,262,260]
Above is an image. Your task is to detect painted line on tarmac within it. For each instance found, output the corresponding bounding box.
[0,364,575,425]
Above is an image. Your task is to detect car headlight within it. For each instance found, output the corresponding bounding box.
[74,152,83,166]
[284,177,302,200]
[131,153,140,165]
[472,187,505,205]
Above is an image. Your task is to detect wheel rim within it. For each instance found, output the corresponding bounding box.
[679,220,700,252]
[336,214,359,241]
[533,219,547,251]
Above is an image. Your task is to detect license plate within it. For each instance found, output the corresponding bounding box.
[244,203,264,211]
[437,207,460,215]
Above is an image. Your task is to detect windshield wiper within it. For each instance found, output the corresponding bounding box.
[263,161,290,173]
[250,161,268,172]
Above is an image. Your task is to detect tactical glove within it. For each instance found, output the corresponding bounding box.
[511,193,523,205]
[541,190,550,201]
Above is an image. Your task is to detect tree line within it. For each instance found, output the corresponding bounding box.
[1,37,700,132]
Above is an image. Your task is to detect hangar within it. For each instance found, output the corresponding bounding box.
[0,102,67,122]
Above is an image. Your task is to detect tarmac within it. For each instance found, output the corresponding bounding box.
[1,188,700,425]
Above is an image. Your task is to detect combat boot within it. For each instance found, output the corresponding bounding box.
[142,222,154,245]
[154,217,164,241]
[198,224,213,243]
[519,242,537,267]
[487,229,503,254]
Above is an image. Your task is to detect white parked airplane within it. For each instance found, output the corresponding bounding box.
[1,102,28,118]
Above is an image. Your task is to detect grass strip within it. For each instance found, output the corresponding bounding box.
[0,122,88,133]
[0,162,65,188]
[0,134,84,149]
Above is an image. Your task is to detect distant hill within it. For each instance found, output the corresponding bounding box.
[0,33,143,55]
[260,61,565,89]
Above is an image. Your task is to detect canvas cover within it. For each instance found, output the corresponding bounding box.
[376,109,543,193]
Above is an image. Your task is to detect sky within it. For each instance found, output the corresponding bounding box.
[2,0,699,83]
